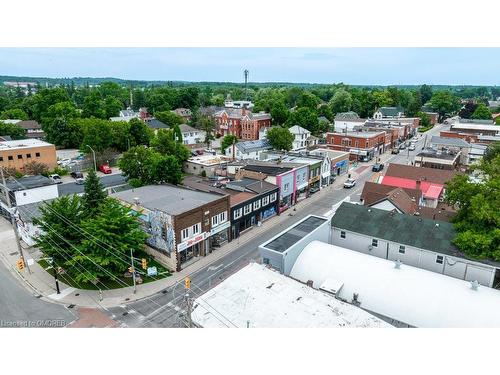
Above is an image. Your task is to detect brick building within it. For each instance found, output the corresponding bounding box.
[326,131,388,161]
[214,107,271,139]
[112,185,231,272]
[0,139,57,172]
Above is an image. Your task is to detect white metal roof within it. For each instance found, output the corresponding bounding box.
[191,263,391,328]
[290,241,500,328]
[451,123,499,132]
[0,138,53,150]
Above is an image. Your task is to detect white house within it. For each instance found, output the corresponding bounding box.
[179,124,205,145]
[334,112,366,132]
[288,125,311,151]
[330,202,499,287]
[373,107,405,119]
[290,241,500,328]
[0,175,58,210]
[224,139,272,160]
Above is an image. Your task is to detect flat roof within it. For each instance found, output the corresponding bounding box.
[263,215,328,253]
[191,263,391,328]
[0,139,53,151]
[430,136,470,148]
[451,123,499,132]
[5,175,54,191]
[111,184,225,215]
[187,154,231,166]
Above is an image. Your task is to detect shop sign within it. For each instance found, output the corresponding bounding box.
[177,232,207,252]
[210,221,230,236]
[309,175,321,183]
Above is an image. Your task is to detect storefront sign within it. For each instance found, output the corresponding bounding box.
[309,175,321,184]
[177,232,207,252]
[210,220,230,236]
[334,159,348,168]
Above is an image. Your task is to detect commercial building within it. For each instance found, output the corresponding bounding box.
[290,241,500,327]
[183,154,232,177]
[333,112,366,132]
[191,262,390,328]
[414,148,461,170]
[224,139,272,160]
[259,215,330,275]
[214,106,271,140]
[325,130,387,161]
[112,185,230,271]
[330,202,500,287]
[0,175,58,208]
[0,139,57,172]
[309,148,350,177]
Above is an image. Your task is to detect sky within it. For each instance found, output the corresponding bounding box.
[0,48,499,85]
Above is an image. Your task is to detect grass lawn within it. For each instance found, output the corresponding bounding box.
[38,249,171,291]
[418,125,434,133]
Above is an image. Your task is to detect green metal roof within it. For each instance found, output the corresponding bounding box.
[331,202,459,256]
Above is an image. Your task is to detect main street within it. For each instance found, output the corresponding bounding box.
[108,124,444,327]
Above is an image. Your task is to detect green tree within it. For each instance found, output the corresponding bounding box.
[82,91,106,119]
[221,134,238,153]
[0,121,27,139]
[149,154,183,185]
[129,118,153,146]
[103,96,123,119]
[110,121,131,152]
[329,89,353,114]
[24,161,49,175]
[429,91,460,121]
[155,111,184,128]
[270,101,290,125]
[0,108,29,120]
[266,126,294,151]
[150,129,190,161]
[80,118,113,153]
[296,92,320,111]
[82,169,107,215]
[68,199,147,284]
[41,101,82,148]
[287,107,319,134]
[372,90,394,107]
[419,84,433,104]
[31,87,70,121]
[118,146,156,186]
[471,103,492,120]
[417,112,432,129]
[405,91,423,117]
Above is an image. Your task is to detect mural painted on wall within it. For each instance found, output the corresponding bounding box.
[146,210,175,254]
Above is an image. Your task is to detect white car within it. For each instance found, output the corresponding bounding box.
[49,174,63,184]
[343,178,356,189]
[408,144,416,151]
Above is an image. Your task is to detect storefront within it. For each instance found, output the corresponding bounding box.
[332,159,349,176]
[261,206,277,221]
[210,221,230,248]
[309,175,321,190]
[177,232,207,266]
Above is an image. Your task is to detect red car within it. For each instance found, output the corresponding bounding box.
[99,164,112,174]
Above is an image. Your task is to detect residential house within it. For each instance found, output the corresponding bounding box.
[1,120,45,140]
[334,112,366,132]
[224,139,272,160]
[373,106,404,119]
[0,139,57,172]
[326,131,387,161]
[330,202,500,288]
[172,108,192,122]
[112,185,231,271]
[144,118,169,132]
[179,124,205,145]
[289,125,311,151]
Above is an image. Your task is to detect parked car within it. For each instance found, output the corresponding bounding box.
[57,158,71,166]
[75,177,85,185]
[399,143,406,150]
[343,178,356,189]
[309,186,320,194]
[70,171,84,179]
[408,144,416,151]
[99,164,112,174]
[372,163,384,172]
[391,148,400,154]
[49,174,62,184]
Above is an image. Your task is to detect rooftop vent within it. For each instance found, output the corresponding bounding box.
[470,280,479,291]
[394,259,402,269]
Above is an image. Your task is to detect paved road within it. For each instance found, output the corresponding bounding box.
[58,174,128,196]
[108,125,444,327]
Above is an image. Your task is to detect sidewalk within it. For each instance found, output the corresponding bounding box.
[0,156,386,310]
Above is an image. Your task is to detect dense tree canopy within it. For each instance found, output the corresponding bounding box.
[266,126,294,151]
[0,121,27,139]
[221,134,238,153]
[429,91,461,121]
[471,103,492,120]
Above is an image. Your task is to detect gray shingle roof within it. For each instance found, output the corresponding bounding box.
[331,202,458,256]
[146,119,168,129]
[376,107,403,117]
[334,112,361,120]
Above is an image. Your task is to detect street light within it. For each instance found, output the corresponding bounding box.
[86,145,97,172]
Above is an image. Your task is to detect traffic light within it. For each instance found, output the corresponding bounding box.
[184,277,191,290]
[128,266,134,273]
[16,259,25,271]
[141,258,148,270]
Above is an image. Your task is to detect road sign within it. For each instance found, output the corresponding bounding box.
[147,266,157,277]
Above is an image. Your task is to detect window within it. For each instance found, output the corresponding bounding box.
[8,155,13,161]
[262,195,269,206]
[244,204,252,215]
[234,208,242,220]
[263,258,270,265]
[253,200,261,211]
[192,223,200,235]
[0,156,3,162]
[436,255,444,264]
[270,192,277,202]
[211,215,219,227]
[181,228,189,241]
[17,154,23,159]
[220,211,227,223]
[340,231,346,239]
[35,152,40,157]
[399,245,406,254]
[26,153,31,159]
[372,239,378,247]
[283,183,290,192]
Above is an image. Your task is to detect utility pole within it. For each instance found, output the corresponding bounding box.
[51,258,61,294]
[1,167,31,274]
[86,145,97,172]
[185,277,192,328]
[130,247,137,294]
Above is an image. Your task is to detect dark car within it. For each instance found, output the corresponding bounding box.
[391,148,399,154]
[309,186,320,194]
[71,171,84,179]
[372,163,384,172]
